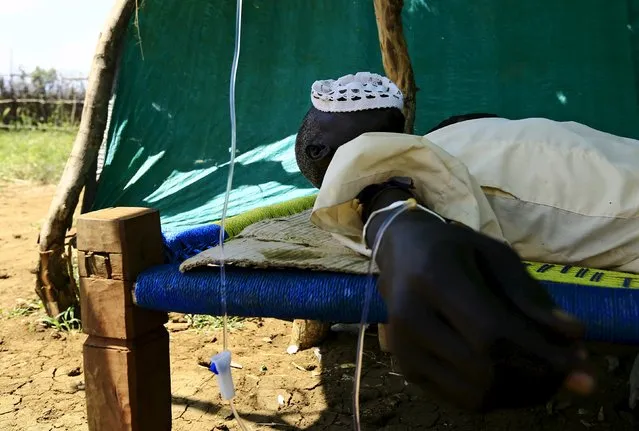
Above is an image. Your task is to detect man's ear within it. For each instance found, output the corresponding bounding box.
[305,144,331,161]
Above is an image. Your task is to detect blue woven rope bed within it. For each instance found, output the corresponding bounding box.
[141,223,639,345]
[93,0,639,348]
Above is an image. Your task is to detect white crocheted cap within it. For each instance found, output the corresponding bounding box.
[311,72,404,113]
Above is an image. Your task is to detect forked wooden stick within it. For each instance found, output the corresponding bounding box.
[36,0,136,317]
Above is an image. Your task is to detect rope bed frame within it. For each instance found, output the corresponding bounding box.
[45,2,639,430]
[75,205,639,430]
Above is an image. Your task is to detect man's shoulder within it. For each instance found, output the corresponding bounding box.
[342,131,428,151]
[427,116,635,140]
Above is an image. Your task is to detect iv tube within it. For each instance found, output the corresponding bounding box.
[352,199,446,431]
[214,0,250,429]
[218,0,243,350]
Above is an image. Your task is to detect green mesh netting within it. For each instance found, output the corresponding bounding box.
[93,0,639,233]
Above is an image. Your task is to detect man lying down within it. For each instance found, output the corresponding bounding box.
[294,72,639,412]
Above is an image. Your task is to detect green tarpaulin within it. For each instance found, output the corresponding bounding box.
[93,0,639,233]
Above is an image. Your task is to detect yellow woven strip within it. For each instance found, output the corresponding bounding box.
[213,196,639,289]
[524,261,639,289]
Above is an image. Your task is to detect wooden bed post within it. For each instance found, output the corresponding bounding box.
[76,207,171,431]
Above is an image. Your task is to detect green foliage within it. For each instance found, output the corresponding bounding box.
[30,67,58,97]
[3,299,43,318]
[186,314,244,332]
[38,306,82,332]
[1,67,86,129]
[0,129,75,183]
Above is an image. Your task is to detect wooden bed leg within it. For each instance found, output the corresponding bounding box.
[287,319,331,354]
[76,207,171,431]
[378,324,390,352]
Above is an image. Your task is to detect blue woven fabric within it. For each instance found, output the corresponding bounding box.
[161,224,227,264]
[135,264,387,322]
[135,264,639,344]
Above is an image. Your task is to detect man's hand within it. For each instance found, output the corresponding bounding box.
[362,187,595,411]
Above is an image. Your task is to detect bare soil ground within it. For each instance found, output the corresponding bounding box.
[1,181,638,430]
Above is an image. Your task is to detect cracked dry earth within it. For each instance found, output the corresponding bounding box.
[1,181,639,430]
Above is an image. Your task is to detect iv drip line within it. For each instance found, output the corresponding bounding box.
[219,0,243,351]
[210,0,250,429]
[211,2,439,429]
[353,199,444,431]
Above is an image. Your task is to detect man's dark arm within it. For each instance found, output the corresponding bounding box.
[355,177,593,411]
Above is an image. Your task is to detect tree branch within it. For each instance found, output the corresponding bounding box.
[373,0,417,134]
[36,0,136,317]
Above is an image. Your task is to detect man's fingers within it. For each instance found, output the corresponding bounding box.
[507,311,578,367]
[551,308,584,332]
[394,346,488,411]
[564,371,596,395]
[414,242,507,351]
[470,241,597,400]
[388,307,491,387]
[475,236,585,340]
[499,310,596,396]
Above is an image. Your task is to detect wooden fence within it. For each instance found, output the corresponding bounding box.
[0,73,87,130]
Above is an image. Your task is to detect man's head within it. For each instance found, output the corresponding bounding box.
[294,72,501,188]
[295,72,405,188]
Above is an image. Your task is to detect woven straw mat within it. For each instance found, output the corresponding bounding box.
[179,209,379,275]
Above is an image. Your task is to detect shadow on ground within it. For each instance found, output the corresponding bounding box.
[171,321,639,431]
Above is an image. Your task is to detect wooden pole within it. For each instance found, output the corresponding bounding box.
[36,0,136,317]
[373,0,417,134]
[288,319,331,354]
[76,207,171,431]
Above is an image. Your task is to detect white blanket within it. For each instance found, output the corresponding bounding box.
[311,118,639,273]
